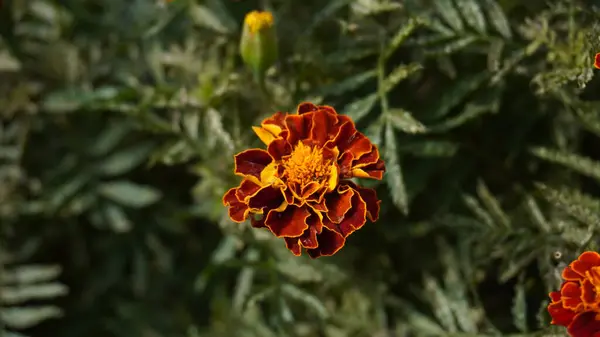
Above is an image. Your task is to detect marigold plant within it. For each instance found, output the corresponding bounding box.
[222,102,385,258]
[548,251,600,337]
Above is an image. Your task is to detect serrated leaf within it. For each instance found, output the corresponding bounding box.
[97,142,154,177]
[423,275,457,332]
[342,93,377,122]
[382,63,423,92]
[425,72,489,121]
[2,307,63,329]
[536,183,600,228]
[383,18,420,60]
[319,70,377,96]
[384,123,408,214]
[476,179,510,228]
[531,147,600,183]
[399,140,460,157]
[423,36,478,56]
[281,284,329,319]
[482,0,511,38]
[386,108,426,134]
[1,283,68,304]
[512,273,528,332]
[98,181,162,208]
[455,0,487,34]
[190,5,231,34]
[433,0,464,32]
[2,265,61,284]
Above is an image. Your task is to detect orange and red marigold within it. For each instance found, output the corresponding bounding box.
[595,53,600,69]
[222,102,385,258]
[548,251,600,337]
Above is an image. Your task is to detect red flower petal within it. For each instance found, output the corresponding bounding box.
[267,138,292,160]
[247,186,285,211]
[344,181,380,221]
[548,300,576,326]
[222,188,250,223]
[582,279,597,305]
[353,159,385,180]
[595,53,600,70]
[299,217,321,249]
[336,192,367,237]
[572,252,600,276]
[564,267,585,281]
[324,188,353,224]
[264,205,310,237]
[309,108,338,146]
[285,237,302,256]
[234,149,272,179]
[297,102,318,114]
[568,312,600,337]
[235,179,262,202]
[263,111,287,129]
[285,114,311,145]
[306,227,345,259]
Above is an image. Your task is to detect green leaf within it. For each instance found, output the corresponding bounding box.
[190,5,232,34]
[386,108,427,134]
[384,123,408,214]
[383,18,421,60]
[425,72,489,121]
[512,273,528,332]
[382,63,423,93]
[1,283,68,305]
[342,94,378,122]
[455,0,486,34]
[399,140,460,157]
[1,307,63,329]
[423,36,478,56]
[531,147,600,184]
[433,0,464,32]
[89,123,132,157]
[476,179,510,229]
[97,142,154,177]
[103,204,132,232]
[536,183,600,228]
[98,181,162,208]
[307,0,352,33]
[2,265,62,284]
[482,0,511,38]
[280,284,329,319]
[423,274,457,332]
[319,70,377,96]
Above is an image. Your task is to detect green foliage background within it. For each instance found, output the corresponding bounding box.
[1,0,600,336]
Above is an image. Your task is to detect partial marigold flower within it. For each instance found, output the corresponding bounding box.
[548,251,600,337]
[223,102,385,258]
[240,10,278,79]
[594,53,600,69]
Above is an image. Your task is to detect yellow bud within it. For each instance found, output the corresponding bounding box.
[240,10,278,80]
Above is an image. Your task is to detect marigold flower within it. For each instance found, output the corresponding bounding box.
[240,10,278,79]
[595,53,600,69]
[548,251,600,337]
[222,102,385,258]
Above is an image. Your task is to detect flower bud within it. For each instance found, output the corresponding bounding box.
[240,10,278,79]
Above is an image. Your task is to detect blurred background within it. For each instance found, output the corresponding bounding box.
[1,0,600,336]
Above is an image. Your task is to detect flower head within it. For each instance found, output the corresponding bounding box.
[594,53,600,69]
[548,251,600,337]
[223,102,385,258]
[244,11,274,34]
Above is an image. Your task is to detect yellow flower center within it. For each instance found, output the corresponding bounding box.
[282,142,331,186]
[244,10,274,34]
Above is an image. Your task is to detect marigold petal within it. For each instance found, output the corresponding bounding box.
[306,227,345,259]
[260,162,279,185]
[264,205,310,237]
[262,111,286,131]
[324,188,353,224]
[235,179,262,202]
[252,126,277,145]
[549,291,562,302]
[572,252,600,276]
[568,312,600,337]
[285,114,311,145]
[299,217,321,249]
[234,149,272,179]
[223,188,250,223]
[561,281,582,298]
[582,279,597,306]
[333,121,358,151]
[595,53,600,70]
[348,182,380,221]
[548,300,576,326]
[297,102,318,114]
[337,191,367,237]
[352,146,380,169]
[284,237,302,256]
[309,108,338,146]
[267,138,292,160]
[247,186,285,212]
[564,266,585,281]
[351,159,385,180]
[327,164,338,192]
[301,181,322,199]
